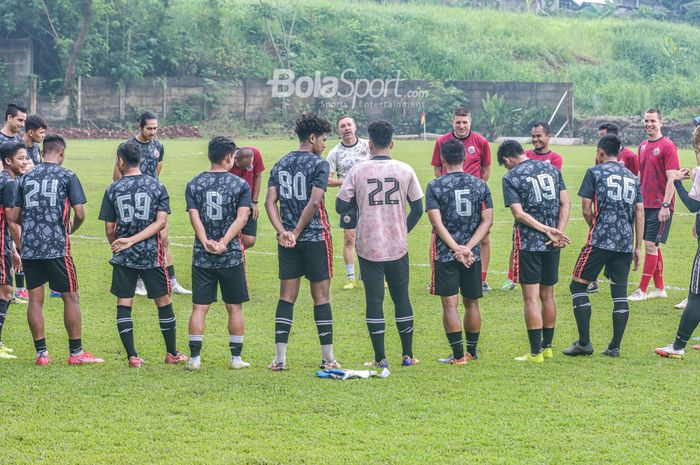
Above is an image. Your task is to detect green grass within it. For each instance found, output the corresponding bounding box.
[2,137,700,464]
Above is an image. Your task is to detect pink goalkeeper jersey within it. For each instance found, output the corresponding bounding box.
[337,156,424,262]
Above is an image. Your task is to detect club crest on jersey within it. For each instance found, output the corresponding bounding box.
[153,149,160,158]
[653,148,660,156]
[468,146,476,154]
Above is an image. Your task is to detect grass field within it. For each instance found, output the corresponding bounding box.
[2,137,700,464]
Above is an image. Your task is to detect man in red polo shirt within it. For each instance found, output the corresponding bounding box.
[597,123,639,175]
[229,146,265,249]
[628,108,679,302]
[431,107,492,291]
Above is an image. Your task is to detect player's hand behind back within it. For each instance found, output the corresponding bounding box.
[544,227,571,248]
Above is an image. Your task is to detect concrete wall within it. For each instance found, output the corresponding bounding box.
[38,76,574,136]
[0,38,33,102]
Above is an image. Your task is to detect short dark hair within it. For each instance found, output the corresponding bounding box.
[336,115,355,126]
[598,122,619,135]
[645,108,662,119]
[597,134,621,157]
[208,136,236,164]
[237,147,254,158]
[452,107,471,118]
[117,141,141,167]
[532,121,550,134]
[0,140,26,166]
[367,120,394,149]
[138,111,158,128]
[294,112,332,142]
[440,139,465,166]
[42,134,66,154]
[497,140,524,166]
[25,115,47,132]
[5,102,27,121]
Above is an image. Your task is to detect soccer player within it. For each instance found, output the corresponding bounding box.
[10,135,103,365]
[597,123,639,176]
[655,166,700,359]
[0,141,27,359]
[499,140,570,363]
[0,102,25,146]
[337,120,424,369]
[185,136,252,370]
[326,115,370,289]
[22,115,46,166]
[99,140,186,368]
[628,109,679,302]
[228,146,264,249]
[431,107,492,291]
[265,112,338,371]
[113,112,191,295]
[563,135,643,357]
[503,121,564,291]
[426,139,493,364]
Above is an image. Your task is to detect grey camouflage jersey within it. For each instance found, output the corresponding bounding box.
[26,144,41,165]
[0,170,17,256]
[0,132,22,146]
[186,171,251,268]
[15,163,87,259]
[327,138,371,179]
[98,174,170,269]
[426,172,493,262]
[578,162,642,253]
[502,159,566,252]
[128,137,164,178]
[268,151,331,242]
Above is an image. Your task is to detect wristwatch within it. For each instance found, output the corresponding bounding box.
[662,202,670,208]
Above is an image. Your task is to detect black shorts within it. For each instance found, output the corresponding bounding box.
[192,264,249,305]
[358,254,410,287]
[111,264,170,299]
[573,244,632,286]
[643,208,673,244]
[431,259,482,299]
[23,257,78,292]
[241,213,257,237]
[339,208,357,230]
[0,255,12,286]
[278,239,333,282]
[514,249,560,286]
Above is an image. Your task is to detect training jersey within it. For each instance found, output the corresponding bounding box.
[0,132,22,146]
[431,131,491,178]
[525,149,563,171]
[502,159,566,252]
[425,172,493,262]
[229,146,265,191]
[15,162,87,260]
[128,137,164,179]
[268,151,330,242]
[578,162,642,253]
[25,143,41,165]
[638,136,679,210]
[327,138,371,179]
[98,174,170,269]
[185,171,251,269]
[0,170,16,257]
[338,156,424,262]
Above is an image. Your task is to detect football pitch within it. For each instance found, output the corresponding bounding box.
[2,137,699,464]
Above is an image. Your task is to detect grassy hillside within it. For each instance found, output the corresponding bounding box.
[182,0,700,119]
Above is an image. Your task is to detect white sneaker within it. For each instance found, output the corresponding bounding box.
[675,298,688,310]
[655,344,684,359]
[171,282,192,295]
[135,281,147,296]
[627,289,647,301]
[185,356,201,371]
[230,358,251,369]
[648,287,668,299]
